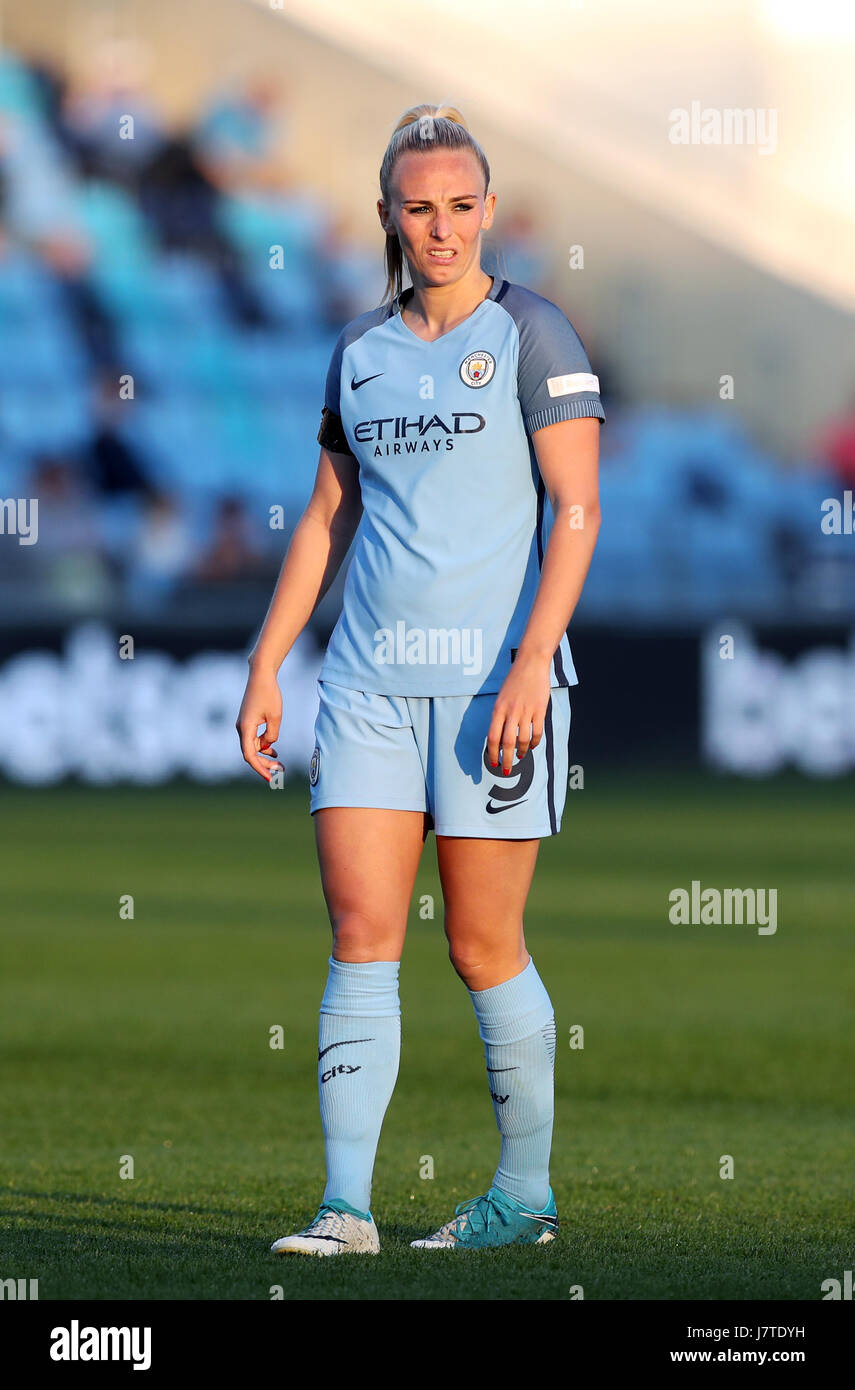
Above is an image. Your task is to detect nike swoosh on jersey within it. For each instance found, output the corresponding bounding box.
[351,372,384,390]
[485,799,528,814]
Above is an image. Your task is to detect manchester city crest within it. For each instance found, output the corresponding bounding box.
[459,350,496,388]
[309,746,321,786]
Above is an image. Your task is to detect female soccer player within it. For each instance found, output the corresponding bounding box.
[236,103,604,1253]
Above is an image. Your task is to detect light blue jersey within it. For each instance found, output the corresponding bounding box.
[316,275,604,695]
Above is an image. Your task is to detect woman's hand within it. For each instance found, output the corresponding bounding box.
[487,651,553,775]
[236,665,283,781]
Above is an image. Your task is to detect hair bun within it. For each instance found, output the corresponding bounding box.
[394,103,468,134]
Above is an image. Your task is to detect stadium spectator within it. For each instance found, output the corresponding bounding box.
[0,102,118,366]
[85,370,152,497]
[494,207,550,292]
[125,489,194,611]
[192,74,295,196]
[137,134,274,328]
[317,210,388,322]
[817,389,855,490]
[193,495,268,583]
[58,37,167,185]
[0,102,95,298]
[22,456,113,611]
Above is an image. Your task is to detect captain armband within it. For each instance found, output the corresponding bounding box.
[317,407,355,457]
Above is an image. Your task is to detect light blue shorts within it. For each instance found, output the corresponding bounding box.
[308,680,571,839]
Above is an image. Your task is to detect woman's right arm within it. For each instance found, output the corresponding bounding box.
[236,446,362,779]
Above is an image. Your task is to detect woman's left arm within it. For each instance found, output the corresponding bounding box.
[486,415,601,774]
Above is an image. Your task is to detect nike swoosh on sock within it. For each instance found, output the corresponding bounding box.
[317,1037,375,1061]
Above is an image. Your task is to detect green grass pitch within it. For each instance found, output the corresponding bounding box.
[1,772,852,1301]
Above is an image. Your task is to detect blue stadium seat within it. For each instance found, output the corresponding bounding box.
[0,51,45,119]
[73,181,154,264]
[0,387,92,452]
[0,443,31,495]
[0,249,70,323]
[245,262,320,326]
[94,256,226,328]
[0,319,87,384]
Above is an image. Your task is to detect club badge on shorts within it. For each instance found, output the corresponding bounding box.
[459,350,496,388]
[309,746,321,786]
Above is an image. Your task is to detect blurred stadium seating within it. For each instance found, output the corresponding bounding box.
[0,40,853,633]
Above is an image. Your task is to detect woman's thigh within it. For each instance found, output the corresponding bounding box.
[314,807,431,962]
[436,835,540,989]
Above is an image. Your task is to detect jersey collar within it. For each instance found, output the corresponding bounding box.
[391,274,505,318]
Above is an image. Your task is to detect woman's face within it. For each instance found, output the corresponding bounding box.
[380,147,495,288]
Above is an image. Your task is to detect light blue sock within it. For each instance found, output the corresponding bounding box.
[318,956,401,1217]
[467,957,556,1211]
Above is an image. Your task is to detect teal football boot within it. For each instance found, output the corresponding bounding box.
[411,1185,558,1249]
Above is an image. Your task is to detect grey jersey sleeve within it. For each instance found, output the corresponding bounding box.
[322,328,346,416]
[507,287,605,435]
[317,307,391,455]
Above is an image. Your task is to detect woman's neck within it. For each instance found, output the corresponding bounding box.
[401,268,494,341]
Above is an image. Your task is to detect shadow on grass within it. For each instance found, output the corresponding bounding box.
[0,1188,262,1220]
[1,1195,478,1251]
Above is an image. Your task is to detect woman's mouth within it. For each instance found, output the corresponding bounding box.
[427,249,457,261]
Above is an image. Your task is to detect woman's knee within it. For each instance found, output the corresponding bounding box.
[331,908,403,962]
[447,941,528,989]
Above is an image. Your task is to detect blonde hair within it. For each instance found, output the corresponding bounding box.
[379,103,491,305]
